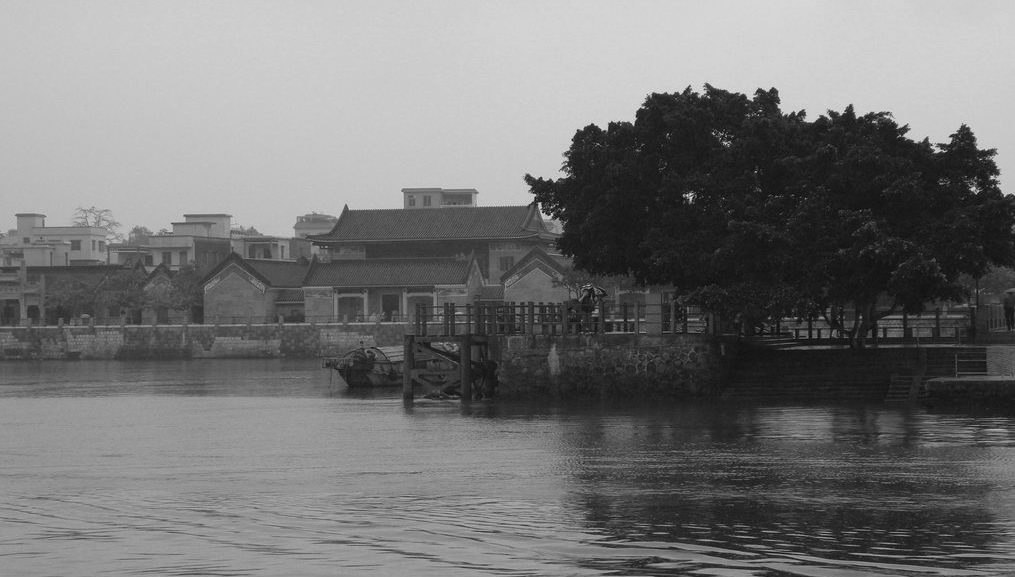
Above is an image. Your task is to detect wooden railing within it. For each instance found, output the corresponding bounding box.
[411,302,707,337]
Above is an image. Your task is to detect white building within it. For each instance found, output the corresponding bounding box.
[1,213,108,267]
[147,213,233,271]
[401,188,478,209]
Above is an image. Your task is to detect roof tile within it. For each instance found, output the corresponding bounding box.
[310,206,549,242]
[305,258,472,287]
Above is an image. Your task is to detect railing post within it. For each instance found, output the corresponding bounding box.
[903,313,910,339]
[934,308,941,339]
[561,301,570,335]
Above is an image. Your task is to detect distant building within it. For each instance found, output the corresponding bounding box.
[293,213,338,258]
[201,253,310,323]
[304,188,565,321]
[147,213,232,271]
[401,188,478,209]
[1,213,109,267]
[0,262,144,326]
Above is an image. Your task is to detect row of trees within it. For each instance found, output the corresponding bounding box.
[45,264,203,323]
[527,85,1015,347]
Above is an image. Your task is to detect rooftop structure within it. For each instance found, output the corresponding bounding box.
[401,188,478,209]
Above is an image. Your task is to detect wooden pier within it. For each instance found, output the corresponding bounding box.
[402,333,490,402]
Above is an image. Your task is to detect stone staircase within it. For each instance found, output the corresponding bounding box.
[723,344,986,401]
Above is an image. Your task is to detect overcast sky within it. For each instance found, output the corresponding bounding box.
[2,1,1012,237]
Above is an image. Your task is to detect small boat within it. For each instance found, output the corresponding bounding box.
[323,345,403,388]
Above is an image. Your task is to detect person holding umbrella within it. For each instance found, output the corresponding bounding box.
[1004,289,1015,331]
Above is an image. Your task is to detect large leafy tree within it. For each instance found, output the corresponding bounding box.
[45,278,98,320]
[527,85,1015,347]
[97,267,149,322]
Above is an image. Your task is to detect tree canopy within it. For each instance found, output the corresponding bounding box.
[126,225,154,246]
[73,206,122,241]
[527,85,1015,346]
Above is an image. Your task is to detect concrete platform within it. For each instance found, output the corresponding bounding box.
[925,375,1015,403]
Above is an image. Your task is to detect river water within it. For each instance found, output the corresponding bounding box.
[3,360,1015,576]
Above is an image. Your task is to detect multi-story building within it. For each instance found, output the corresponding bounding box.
[147,213,232,271]
[230,233,308,262]
[1,213,109,267]
[401,188,478,209]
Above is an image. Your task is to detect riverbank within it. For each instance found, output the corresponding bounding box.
[0,322,724,400]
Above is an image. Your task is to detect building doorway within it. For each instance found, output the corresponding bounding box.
[381,294,400,321]
[1,299,19,326]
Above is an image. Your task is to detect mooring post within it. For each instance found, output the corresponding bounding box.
[403,333,415,402]
[461,333,473,401]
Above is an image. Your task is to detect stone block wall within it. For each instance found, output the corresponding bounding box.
[492,333,723,400]
[0,321,414,361]
[0,323,725,401]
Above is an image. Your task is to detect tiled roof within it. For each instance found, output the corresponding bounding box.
[479,285,504,300]
[309,205,551,242]
[273,288,304,303]
[304,258,472,287]
[244,259,309,288]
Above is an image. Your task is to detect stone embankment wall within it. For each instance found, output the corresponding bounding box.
[490,333,726,400]
[0,323,725,400]
[0,322,409,360]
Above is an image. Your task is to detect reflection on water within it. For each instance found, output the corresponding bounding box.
[2,360,1015,576]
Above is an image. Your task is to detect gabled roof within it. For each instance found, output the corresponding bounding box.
[304,257,474,288]
[146,262,172,282]
[308,203,556,243]
[199,252,310,288]
[500,247,569,284]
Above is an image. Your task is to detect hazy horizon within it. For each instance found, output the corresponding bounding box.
[3,1,1012,237]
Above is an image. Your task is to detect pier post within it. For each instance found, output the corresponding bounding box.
[403,333,415,402]
[461,333,473,401]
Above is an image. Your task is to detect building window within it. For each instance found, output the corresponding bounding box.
[162,252,172,265]
[179,251,188,266]
[70,240,81,251]
[408,195,416,207]
[91,240,96,251]
[22,237,30,244]
[98,241,106,252]
[499,256,515,271]
[423,195,432,207]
